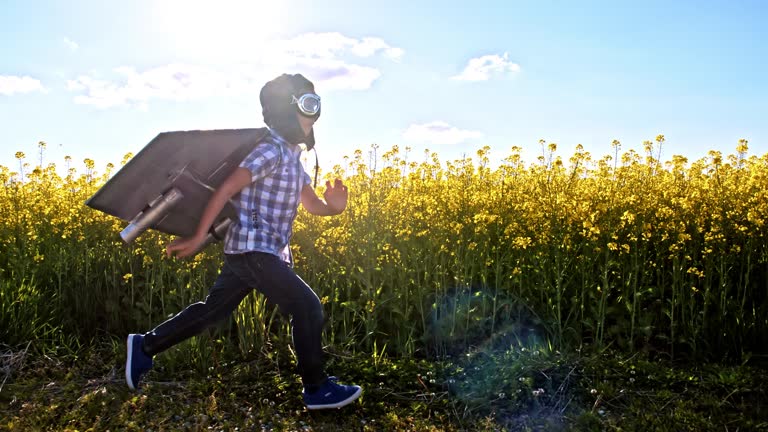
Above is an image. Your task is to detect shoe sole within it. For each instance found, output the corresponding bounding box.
[305,387,362,410]
[125,334,137,390]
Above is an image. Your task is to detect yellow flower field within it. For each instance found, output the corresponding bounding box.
[2,137,766,362]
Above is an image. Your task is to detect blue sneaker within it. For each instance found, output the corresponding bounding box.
[125,334,153,390]
[303,376,362,410]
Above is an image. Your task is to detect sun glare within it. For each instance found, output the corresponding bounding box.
[151,0,282,61]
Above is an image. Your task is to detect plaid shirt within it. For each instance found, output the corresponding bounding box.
[224,129,310,262]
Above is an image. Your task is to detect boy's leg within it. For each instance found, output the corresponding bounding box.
[141,261,251,356]
[225,252,327,387]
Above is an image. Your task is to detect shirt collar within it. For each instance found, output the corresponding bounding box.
[268,128,304,155]
[268,128,290,145]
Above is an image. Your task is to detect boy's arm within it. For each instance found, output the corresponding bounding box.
[301,179,348,216]
[166,167,253,258]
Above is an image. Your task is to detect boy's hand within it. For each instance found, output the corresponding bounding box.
[323,179,348,214]
[166,234,206,259]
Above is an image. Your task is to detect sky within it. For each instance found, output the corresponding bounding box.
[1,0,767,176]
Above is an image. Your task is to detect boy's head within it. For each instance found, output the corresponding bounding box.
[260,73,320,148]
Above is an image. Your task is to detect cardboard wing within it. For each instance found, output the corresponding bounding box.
[85,128,269,245]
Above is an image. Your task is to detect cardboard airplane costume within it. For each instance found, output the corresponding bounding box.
[85,128,270,250]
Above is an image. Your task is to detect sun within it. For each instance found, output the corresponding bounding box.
[151,0,283,61]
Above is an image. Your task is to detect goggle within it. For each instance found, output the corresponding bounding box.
[291,93,321,117]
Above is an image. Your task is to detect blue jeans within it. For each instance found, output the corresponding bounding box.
[142,251,327,387]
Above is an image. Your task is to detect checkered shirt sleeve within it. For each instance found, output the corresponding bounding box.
[239,142,281,182]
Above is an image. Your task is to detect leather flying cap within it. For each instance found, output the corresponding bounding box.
[260,73,317,149]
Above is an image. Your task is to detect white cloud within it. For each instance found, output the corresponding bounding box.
[67,64,257,109]
[452,52,521,81]
[350,37,404,61]
[0,75,46,96]
[62,37,79,51]
[67,32,402,109]
[273,33,404,61]
[289,58,382,92]
[403,121,483,145]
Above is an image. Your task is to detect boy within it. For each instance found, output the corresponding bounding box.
[125,73,362,410]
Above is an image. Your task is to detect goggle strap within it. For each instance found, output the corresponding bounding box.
[313,147,319,189]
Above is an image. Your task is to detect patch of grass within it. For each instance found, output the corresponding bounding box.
[1,341,470,432]
[577,352,768,431]
[1,341,767,431]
